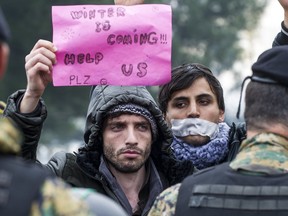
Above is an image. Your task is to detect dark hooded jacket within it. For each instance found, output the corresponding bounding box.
[4,86,173,216]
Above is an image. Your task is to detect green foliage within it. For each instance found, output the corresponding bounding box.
[149,0,268,74]
[0,0,267,144]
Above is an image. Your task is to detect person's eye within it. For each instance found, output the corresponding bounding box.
[137,124,150,132]
[111,124,124,131]
[174,101,187,109]
[198,99,210,106]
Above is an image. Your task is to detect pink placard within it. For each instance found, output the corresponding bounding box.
[52,4,172,86]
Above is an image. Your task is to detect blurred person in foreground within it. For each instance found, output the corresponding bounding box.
[148,45,288,216]
[0,118,92,216]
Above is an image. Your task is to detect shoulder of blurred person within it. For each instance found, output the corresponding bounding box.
[34,178,128,216]
[71,188,128,216]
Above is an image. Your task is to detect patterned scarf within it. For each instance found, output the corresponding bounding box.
[230,133,288,174]
[171,122,230,170]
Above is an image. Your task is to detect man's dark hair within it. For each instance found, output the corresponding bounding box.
[158,63,225,115]
[245,81,288,130]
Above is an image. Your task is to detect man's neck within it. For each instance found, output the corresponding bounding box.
[109,164,147,212]
[247,124,288,139]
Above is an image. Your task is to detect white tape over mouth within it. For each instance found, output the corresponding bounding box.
[171,118,219,139]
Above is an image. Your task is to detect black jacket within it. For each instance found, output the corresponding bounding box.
[175,163,288,216]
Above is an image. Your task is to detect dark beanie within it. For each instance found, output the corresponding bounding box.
[0,7,10,43]
[251,45,288,86]
[106,103,158,140]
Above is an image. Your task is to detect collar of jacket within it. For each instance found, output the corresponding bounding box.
[99,156,165,215]
[230,132,288,174]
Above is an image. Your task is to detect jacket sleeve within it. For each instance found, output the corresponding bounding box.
[45,151,67,177]
[272,21,288,47]
[3,90,47,161]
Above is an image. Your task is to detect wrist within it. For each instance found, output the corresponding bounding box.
[281,21,288,36]
[24,88,43,99]
[20,91,42,113]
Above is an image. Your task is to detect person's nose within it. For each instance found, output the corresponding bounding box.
[125,127,138,146]
[187,102,200,118]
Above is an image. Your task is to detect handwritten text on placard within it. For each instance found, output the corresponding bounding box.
[52,4,172,86]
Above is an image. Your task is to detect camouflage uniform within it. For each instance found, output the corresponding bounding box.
[148,132,288,216]
[230,132,288,174]
[30,179,93,216]
[147,183,180,216]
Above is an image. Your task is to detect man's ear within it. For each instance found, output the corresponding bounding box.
[218,110,225,123]
[0,42,9,79]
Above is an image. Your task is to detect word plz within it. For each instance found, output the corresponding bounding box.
[69,75,90,85]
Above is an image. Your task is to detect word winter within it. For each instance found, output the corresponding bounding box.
[70,7,126,20]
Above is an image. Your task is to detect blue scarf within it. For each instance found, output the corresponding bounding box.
[171,122,230,170]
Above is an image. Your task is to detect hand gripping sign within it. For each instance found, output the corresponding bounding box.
[52,4,172,86]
